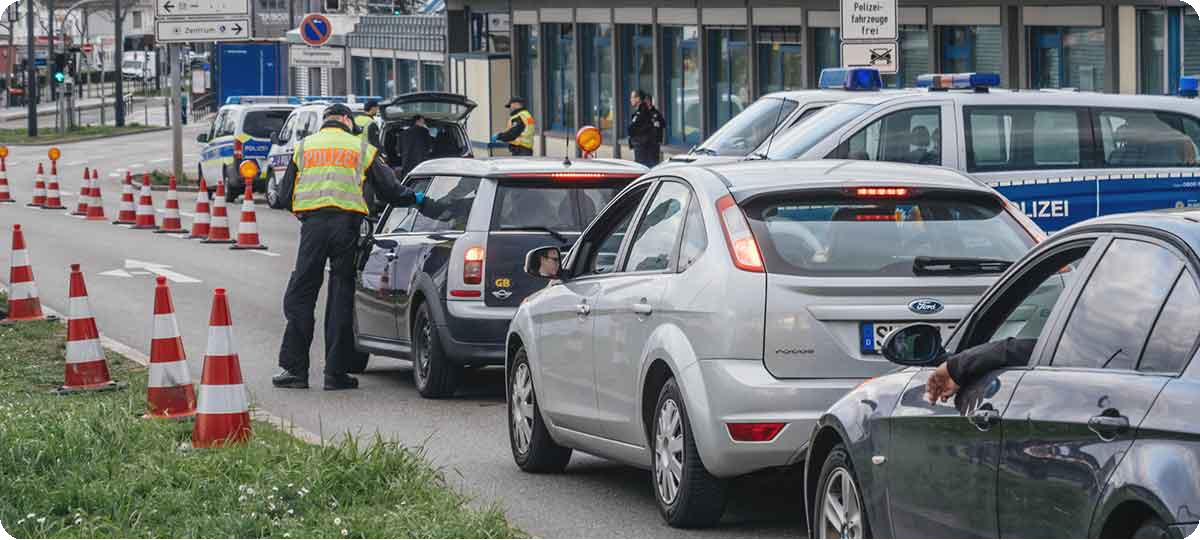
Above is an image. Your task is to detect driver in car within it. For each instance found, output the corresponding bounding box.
[924,337,1037,404]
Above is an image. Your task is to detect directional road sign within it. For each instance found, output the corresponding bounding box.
[299,13,334,47]
[156,0,249,17]
[155,18,250,43]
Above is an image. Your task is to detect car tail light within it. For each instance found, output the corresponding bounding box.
[233,138,244,160]
[463,246,484,285]
[855,187,910,198]
[856,213,896,221]
[450,289,482,298]
[727,423,786,442]
[716,195,764,273]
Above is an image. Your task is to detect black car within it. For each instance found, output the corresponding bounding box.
[354,157,647,398]
[804,210,1200,539]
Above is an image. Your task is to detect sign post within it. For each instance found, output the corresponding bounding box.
[840,0,899,75]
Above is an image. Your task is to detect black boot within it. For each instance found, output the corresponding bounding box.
[324,374,359,391]
[272,369,309,389]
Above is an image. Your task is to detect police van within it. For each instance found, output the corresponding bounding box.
[264,98,377,208]
[756,71,1200,231]
[196,96,297,202]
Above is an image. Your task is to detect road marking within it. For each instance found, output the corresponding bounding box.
[124,259,202,283]
[98,269,133,278]
[129,163,144,168]
[166,233,190,239]
[129,271,152,276]
[109,173,121,178]
[60,190,74,196]
[180,211,195,218]
[248,250,282,257]
[66,160,87,166]
[151,158,170,163]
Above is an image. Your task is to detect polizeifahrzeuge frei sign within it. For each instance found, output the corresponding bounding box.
[841,0,899,74]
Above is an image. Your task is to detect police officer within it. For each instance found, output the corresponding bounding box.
[271,104,424,391]
[355,99,382,148]
[492,97,535,156]
[628,90,661,168]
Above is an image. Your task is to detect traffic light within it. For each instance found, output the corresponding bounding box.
[52,53,66,83]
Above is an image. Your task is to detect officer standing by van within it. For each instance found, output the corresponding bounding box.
[492,97,535,156]
[271,103,424,391]
[356,99,382,148]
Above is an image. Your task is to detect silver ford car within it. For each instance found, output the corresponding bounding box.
[504,160,1043,528]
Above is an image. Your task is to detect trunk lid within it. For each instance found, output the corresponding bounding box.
[381,92,477,124]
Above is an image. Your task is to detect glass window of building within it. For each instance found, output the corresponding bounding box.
[812,28,840,86]
[756,26,803,95]
[662,25,701,147]
[1186,10,1200,76]
[372,57,394,97]
[1028,27,1106,91]
[396,59,418,95]
[515,25,539,119]
[937,26,1002,75]
[580,24,614,135]
[544,23,576,132]
[1139,10,1167,95]
[885,25,930,88]
[352,57,371,97]
[707,28,749,134]
[421,62,445,91]
[620,25,654,138]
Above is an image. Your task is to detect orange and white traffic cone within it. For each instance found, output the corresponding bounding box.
[192,288,251,448]
[0,157,14,203]
[3,225,44,323]
[113,171,137,225]
[55,264,121,393]
[155,176,187,233]
[202,182,235,244]
[132,173,158,230]
[187,176,212,239]
[230,184,267,250]
[72,168,90,216]
[145,276,196,419]
[86,169,108,221]
[27,163,46,208]
[42,161,67,210]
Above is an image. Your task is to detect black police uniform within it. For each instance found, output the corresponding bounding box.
[629,102,661,168]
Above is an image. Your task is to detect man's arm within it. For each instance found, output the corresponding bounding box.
[368,123,382,148]
[496,116,525,142]
[926,337,1037,403]
[365,153,420,207]
[273,160,299,210]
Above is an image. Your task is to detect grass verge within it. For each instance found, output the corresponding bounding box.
[0,295,520,539]
[147,169,198,187]
[0,125,163,145]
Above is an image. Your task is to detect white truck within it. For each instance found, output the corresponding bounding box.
[121,50,157,81]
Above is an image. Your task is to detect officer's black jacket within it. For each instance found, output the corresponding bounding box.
[496,108,529,142]
[946,337,1037,387]
[273,121,419,217]
[399,123,433,179]
[629,103,658,148]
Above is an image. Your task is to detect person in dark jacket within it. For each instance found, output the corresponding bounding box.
[628,90,660,168]
[399,114,433,179]
[646,94,666,159]
[271,104,424,391]
[925,337,1037,404]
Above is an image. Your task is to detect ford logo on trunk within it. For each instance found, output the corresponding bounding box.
[909,299,944,315]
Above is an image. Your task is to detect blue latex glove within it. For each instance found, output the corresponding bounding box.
[414,191,425,205]
[489,134,499,144]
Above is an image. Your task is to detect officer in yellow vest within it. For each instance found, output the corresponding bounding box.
[271,103,423,391]
[354,99,382,148]
[491,96,535,156]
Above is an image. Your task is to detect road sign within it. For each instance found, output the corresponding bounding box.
[290,45,344,68]
[155,18,250,43]
[299,13,334,47]
[841,0,896,41]
[842,42,899,74]
[81,43,94,53]
[157,0,249,17]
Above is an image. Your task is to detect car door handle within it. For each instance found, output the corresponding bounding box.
[385,250,397,262]
[576,303,591,317]
[632,301,653,316]
[1088,413,1130,440]
[969,408,1001,431]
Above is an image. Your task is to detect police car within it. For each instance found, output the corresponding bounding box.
[755,70,1200,231]
[196,96,297,202]
[265,98,377,208]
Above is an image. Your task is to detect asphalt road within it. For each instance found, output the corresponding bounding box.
[0,127,807,538]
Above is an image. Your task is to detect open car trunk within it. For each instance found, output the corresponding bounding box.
[380,119,472,169]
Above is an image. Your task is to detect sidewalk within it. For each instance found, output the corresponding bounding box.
[0,94,135,122]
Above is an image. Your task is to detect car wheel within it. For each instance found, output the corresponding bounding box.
[508,346,572,473]
[266,171,279,208]
[815,443,871,539]
[222,165,238,203]
[1131,517,1169,539]
[652,379,727,528]
[411,302,460,398]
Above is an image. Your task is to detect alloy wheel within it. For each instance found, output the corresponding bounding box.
[654,399,684,505]
[821,467,864,539]
[510,362,534,456]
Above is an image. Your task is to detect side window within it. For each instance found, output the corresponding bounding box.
[1050,239,1183,370]
[677,196,707,272]
[209,111,226,139]
[1095,109,1200,167]
[277,114,296,143]
[624,182,691,273]
[834,107,942,166]
[217,112,237,137]
[965,107,1086,172]
[382,177,433,234]
[410,176,480,233]
[573,185,650,278]
[1138,270,1200,373]
[790,105,826,127]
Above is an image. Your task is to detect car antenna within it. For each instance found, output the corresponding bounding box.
[755,97,789,161]
[563,136,572,167]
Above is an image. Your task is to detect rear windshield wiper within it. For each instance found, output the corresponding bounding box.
[692,147,718,156]
[745,151,769,161]
[913,256,1014,276]
[496,226,569,244]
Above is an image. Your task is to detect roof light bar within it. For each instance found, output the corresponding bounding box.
[817,67,883,91]
[224,96,301,105]
[1181,76,1199,98]
[915,72,1001,92]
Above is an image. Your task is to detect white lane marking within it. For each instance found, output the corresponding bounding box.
[66,160,87,166]
[248,250,281,257]
[129,271,152,276]
[166,233,190,239]
[180,211,195,218]
[125,258,202,284]
[151,158,170,163]
[129,163,144,168]
[60,190,74,196]
[109,173,121,178]
[98,269,133,278]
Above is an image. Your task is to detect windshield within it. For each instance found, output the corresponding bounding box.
[242,110,291,139]
[761,103,872,160]
[122,61,141,69]
[745,192,1033,277]
[696,97,799,157]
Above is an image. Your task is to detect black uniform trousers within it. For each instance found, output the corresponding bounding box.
[633,143,660,168]
[509,144,534,156]
[279,211,365,377]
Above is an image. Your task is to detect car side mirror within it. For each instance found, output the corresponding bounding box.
[525,246,564,280]
[881,324,946,367]
[196,133,209,143]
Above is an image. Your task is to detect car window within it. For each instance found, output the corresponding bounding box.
[624,182,691,273]
[1138,269,1200,374]
[965,107,1087,172]
[677,196,707,272]
[218,111,238,137]
[699,97,799,156]
[208,111,225,139]
[1095,109,1200,168]
[277,114,297,143]
[409,176,480,233]
[832,106,942,166]
[790,105,826,127]
[243,110,291,139]
[763,103,872,160]
[382,177,434,234]
[1050,239,1183,371]
[574,185,649,278]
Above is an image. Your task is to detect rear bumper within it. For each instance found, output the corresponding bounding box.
[438,300,516,366]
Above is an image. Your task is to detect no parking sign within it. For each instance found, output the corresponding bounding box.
[299,13,333,47]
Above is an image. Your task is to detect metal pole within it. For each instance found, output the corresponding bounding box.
[113,0,123,126]
[26,0,37,136]
[47,0,54,101]
[171,44,182,181]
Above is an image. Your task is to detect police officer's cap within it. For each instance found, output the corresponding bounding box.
[504,97,526,109]
[324,104,354,118]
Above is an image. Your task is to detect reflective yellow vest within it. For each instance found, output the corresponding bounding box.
[291,127,375,215]
[510,109,535,150]
[354,114,375,145]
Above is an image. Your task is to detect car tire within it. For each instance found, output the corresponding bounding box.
[814,443,871,539]
[266,171,279,209]
[508,345,572,473]
[411,302,460,398]
[651,379,728,528]
[222,165,238,203]
[1131,517,1169,539]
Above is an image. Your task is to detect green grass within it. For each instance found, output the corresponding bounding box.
[0,300,521,539]
[0,125,162,145]
[147,170,197,187]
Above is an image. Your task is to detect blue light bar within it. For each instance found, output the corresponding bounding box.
[916,72,1001,91]
[817,68,883,91]
[1181,76,1199,98]
[224,96,300,105]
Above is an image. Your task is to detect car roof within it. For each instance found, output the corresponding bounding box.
[839,88,1200,110]
[1059,209,1200,255]
[408,157,649,178]
[676,159,996,199]
[760,89,918,102]
[222,103,297,113]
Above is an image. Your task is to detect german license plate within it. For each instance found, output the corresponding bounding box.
[860,322,957,354]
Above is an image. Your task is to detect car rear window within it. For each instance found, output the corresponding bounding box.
[491,180,626,232]
[745,190,1034,277]
[242,110,291,139]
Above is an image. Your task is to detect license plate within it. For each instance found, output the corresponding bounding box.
[860,322,957,354]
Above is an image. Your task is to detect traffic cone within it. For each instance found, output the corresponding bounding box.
[54,263,121,394]
[145,276,196,419]
[202,182,235,244]
[187,176,212,239]
[113,171,137,224]
[3,225,44,322]
[0,158,14,203]
[132,173,158,230]
[72,168,90,216]
[86,170,108,221]
[155,176,187,233]
[230,184,267,250]
[192,288,251,448]
[42,162,67,210]
[27,163,46,208]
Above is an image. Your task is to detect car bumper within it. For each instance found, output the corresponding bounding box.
[439,300,516,366]
[679,359,865,478]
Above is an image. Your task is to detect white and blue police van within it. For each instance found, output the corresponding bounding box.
[755,71,1200,231]
[264,97,378,208]
[196,96,298,202]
